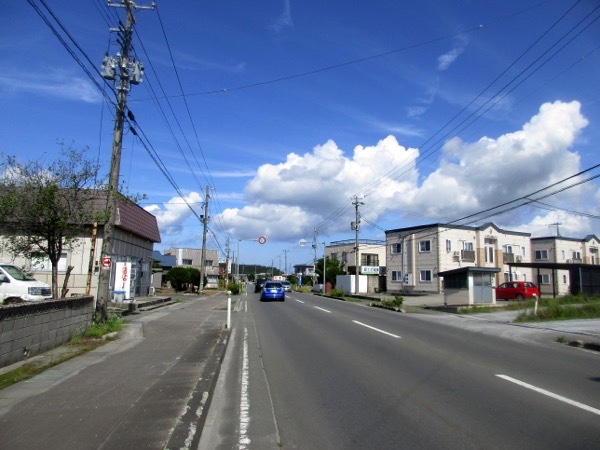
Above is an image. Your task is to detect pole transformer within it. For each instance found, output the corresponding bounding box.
[97,0,155,319]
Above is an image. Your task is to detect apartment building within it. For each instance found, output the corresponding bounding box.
[530,235,600,296]
[385,223,532,294]
[326,239,386,293]
[163,247,220,288]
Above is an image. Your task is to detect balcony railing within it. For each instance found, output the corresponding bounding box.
[461,250,475,262]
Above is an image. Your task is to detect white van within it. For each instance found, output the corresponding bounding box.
[0,264,52,303]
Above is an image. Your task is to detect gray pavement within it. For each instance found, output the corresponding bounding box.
[0,290,598,450]
[0,293,231,450]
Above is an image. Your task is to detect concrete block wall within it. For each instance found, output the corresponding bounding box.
[0,296,94,368]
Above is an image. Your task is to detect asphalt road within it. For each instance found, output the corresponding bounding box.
[200,290,600,449]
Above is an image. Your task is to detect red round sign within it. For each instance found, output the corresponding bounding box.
[258,236,267,245]
[101,257,111,268]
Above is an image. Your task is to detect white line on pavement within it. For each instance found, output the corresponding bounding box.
[352,320,401,339]
[496,374,600,416]
[314,306,331,313]
[295,299,305,304]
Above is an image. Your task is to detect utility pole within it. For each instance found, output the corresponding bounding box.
[199,186,210,294]
[224,237,230,288]
[312,227,318,286]
[97,0,155,319]
[352,195,364,295]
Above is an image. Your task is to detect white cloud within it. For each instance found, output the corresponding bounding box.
[438,47,464,70]
[271,0,293,32]
[152,100,595,245]
[0,70,100,103]
[145,191,204,237]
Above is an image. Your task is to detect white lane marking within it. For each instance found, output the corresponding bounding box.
[295,299,305,304]
[239,328,251,448]
[496,374,600,416]
[352,320,401,339]
[314,306,331,313]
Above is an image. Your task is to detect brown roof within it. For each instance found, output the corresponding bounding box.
[90,190,161,243]
[116,197,161,243]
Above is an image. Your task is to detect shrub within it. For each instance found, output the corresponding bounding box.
[382,295,404,309]
[227,282,240,295]
[328,288,345,298]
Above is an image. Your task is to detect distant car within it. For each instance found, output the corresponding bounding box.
[496,281,540,301]
[260,281,285,302]
[254,279,266,293]
[280,281,292,292]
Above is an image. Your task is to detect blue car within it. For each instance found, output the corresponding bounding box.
[260,281,285,302]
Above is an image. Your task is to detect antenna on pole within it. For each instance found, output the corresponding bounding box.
[548,222,562,237]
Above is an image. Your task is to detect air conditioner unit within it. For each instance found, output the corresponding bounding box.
[453,251,460,258]
[516,256,522,262]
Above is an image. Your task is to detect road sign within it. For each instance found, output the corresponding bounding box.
[258,236,267,245]
[101,257,111,268]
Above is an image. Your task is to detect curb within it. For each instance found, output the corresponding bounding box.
[166,326,231,449]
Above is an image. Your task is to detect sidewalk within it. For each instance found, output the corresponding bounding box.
[0,292,231,450]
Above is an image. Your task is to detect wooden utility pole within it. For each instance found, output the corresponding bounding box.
[199,186,210,294]
[97,0,155,319]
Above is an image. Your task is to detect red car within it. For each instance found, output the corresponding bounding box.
[496,281,540,301]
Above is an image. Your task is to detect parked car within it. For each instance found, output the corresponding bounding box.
[260,281,285,302]
[496,281,540,301]
[280,280,292,292]
[0,264,52,303]
[254,279,266,293]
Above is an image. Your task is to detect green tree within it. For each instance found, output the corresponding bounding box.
[0,145,105,299]
[314,256,343,286]
[165,267,189,292]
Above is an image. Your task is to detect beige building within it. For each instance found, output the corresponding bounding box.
[530,235,600,296]
[326,239,386,292]
[385,223,533,294]
[163,247,220,288]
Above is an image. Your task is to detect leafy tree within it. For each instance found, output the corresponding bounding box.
[165,267,189,292]
[0,145,105,299]
[314,256,343,286]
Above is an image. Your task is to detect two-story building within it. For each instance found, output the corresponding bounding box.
[326,239,386,293]
[385,223,533,294]
[163,247,221,289]
[530,235,600,296]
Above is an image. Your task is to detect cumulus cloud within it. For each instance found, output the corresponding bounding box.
[154,100,594,246]
[145,191,204,238]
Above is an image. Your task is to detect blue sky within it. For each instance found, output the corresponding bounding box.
[1,0,599,272]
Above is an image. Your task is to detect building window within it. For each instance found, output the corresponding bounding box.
[342,252,348,263]
[463,242,474,251]
[361,253,379,266]
[485,246,494,263]
[563,275,567,284]
[446,239,452,253]
[535,250,548,260]
[539,274,550,284]
[330,252,338,261]
[572,251,581,260]
[419,240,431,253]
[420,270,432,282]
[391,270,402,282]
[31,252,68,272]
[391,243,402,254]
[182,259,193,265]
[205,259,213,266]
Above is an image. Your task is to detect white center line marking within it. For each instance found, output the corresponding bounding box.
[496,374,600,416]
[353,320,401,339]
[314,306,331,313]
[295,299,305,304]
